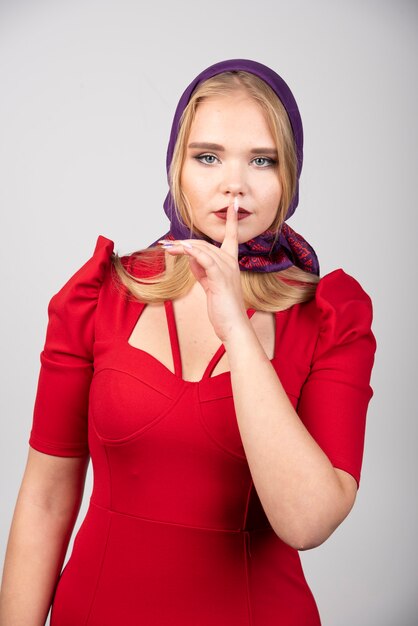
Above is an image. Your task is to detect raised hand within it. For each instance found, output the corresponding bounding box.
[159,196,250,342]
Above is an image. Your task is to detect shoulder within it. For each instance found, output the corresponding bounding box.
[315,268,374,323]
[46,235,115,326]
[50,235,114,301]
[316,268,373,305]
[310,268,376,356]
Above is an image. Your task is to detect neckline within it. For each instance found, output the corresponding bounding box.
[164,299,257,381]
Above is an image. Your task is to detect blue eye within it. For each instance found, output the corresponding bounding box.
[195,154,219,165]
[252,157,277,167]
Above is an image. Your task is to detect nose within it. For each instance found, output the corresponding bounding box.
[220,160,248,198]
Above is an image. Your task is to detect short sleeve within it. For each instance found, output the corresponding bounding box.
[297,269,377,489]
[29,235,115,457]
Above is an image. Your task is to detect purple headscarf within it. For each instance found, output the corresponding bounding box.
[150,59,320,275]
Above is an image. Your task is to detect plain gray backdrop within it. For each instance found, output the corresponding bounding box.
[1,0,417,624]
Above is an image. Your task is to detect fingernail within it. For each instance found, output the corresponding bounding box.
[179,241,193,249]
[161,242,175,248]
[157,239,173,245]
[233,197,239,212]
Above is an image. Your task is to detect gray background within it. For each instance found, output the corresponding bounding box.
[1,0,417,624]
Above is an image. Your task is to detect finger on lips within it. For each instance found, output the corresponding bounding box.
[158,195,239,253]
[219,195,239,257]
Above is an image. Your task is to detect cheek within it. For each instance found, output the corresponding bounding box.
[179,164,190,195]
[181,163,200,194]
[181,168,211,203]
[252,169,281,196]
[258,179,282,206]
[257,180,282,225]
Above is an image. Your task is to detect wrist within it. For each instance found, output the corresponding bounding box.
[223,317,259,352]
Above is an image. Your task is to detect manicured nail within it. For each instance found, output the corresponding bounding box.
[157,239,173,245]
[233,197,239,212]
[161,242,174,248]
[179,240,193,249]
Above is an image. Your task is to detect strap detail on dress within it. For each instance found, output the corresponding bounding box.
[164,301,183,378]
[202,308,257,379]
[165,301,257,381]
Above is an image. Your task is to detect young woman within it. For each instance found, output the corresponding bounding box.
[0,59,376,625]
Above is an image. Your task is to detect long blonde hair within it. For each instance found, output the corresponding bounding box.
[112,71,319,312]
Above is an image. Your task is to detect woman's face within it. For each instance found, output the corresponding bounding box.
[180,91,282,244]
[180,91,282,243]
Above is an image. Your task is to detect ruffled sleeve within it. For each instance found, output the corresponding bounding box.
[297,269,377,489]
[29,235,115,457]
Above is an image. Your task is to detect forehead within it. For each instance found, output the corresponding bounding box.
[188,92,274,143]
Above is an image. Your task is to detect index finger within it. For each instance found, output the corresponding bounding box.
[219,196,239,259]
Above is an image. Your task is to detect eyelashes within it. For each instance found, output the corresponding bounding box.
[252,156,278,167]
[193,153,278,168]
[195,154,218,165]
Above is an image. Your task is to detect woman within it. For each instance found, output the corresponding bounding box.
[0,59,376,625]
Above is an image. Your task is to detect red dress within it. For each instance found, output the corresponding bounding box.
[29,235,376,625]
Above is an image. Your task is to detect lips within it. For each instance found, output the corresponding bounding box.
[215,207,250,214]
[214,207,251,221]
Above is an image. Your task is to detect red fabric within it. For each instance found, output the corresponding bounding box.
[29,235,376,625]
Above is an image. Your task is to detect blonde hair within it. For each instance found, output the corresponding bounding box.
[113,71,319,312]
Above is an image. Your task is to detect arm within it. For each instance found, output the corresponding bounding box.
[225,320,357,551]
[0,447,89,626]
[0,236,113,624]
[168,208,374,552]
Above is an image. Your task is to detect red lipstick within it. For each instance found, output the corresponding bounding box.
[214,207,251,220]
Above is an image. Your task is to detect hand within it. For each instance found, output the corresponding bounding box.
[160,197,250,342]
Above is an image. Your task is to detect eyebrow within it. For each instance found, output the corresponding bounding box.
[188,142,278,157]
